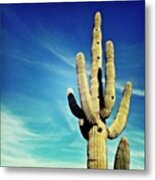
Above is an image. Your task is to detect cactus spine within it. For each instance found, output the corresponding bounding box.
[67,12,132,169]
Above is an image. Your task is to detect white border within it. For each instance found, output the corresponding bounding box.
[1,0,155,179]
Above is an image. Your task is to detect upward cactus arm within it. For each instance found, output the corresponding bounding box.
[100,40,115,119]
[91,12,102,68]
[76,53,96,125]
[90,12,102,116]
[67,88,85,119]
[67,88,91,140]
[114,137,130,169]
[108,82,132,139]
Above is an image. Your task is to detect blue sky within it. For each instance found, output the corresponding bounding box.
[0,1,145,169]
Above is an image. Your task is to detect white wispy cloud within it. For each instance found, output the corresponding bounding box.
[1,111,36,166]
[36,28,76,69]
[6,52,75,79]
[102,78,144,97]
[1,110,84,168]
[40,41,75,69]
[5,25,144,99]
[1,105,144,170]
[9,50,144,98]
[116,82,145,97]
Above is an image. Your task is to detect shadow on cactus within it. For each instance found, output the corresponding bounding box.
[67,12,132,170]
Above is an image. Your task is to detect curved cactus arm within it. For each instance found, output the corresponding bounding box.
[108,82,132,139]
[100,40,115,119]
[90,12,102,117]
[114,137,130,170]
[67,88,86,119]
[67,88,91,140]
[76,53,96,125]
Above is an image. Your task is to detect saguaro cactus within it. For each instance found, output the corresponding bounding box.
[67,12,132,169]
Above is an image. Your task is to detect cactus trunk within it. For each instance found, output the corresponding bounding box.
[87,125,107,169]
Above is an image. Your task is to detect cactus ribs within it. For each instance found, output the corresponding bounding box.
[67,12,132,170]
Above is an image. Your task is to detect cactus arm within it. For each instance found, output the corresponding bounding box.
[108,82,132,139]
[100,40,115,119]
[90,12,102,117]
[114,137,130,169]
[67,88,91,140]
[67,88,86,119]
[76,52,96,124]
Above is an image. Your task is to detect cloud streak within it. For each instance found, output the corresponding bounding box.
[1,102,144,169]
[116,82,145,97]
[1,109,84,168]
[36,28,76,69]
[100,78,144,97]
[6,48,145,98]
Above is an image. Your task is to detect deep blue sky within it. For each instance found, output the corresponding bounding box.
[1,1,145,169]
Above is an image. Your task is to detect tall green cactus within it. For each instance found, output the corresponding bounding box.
[67,12,132,169]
